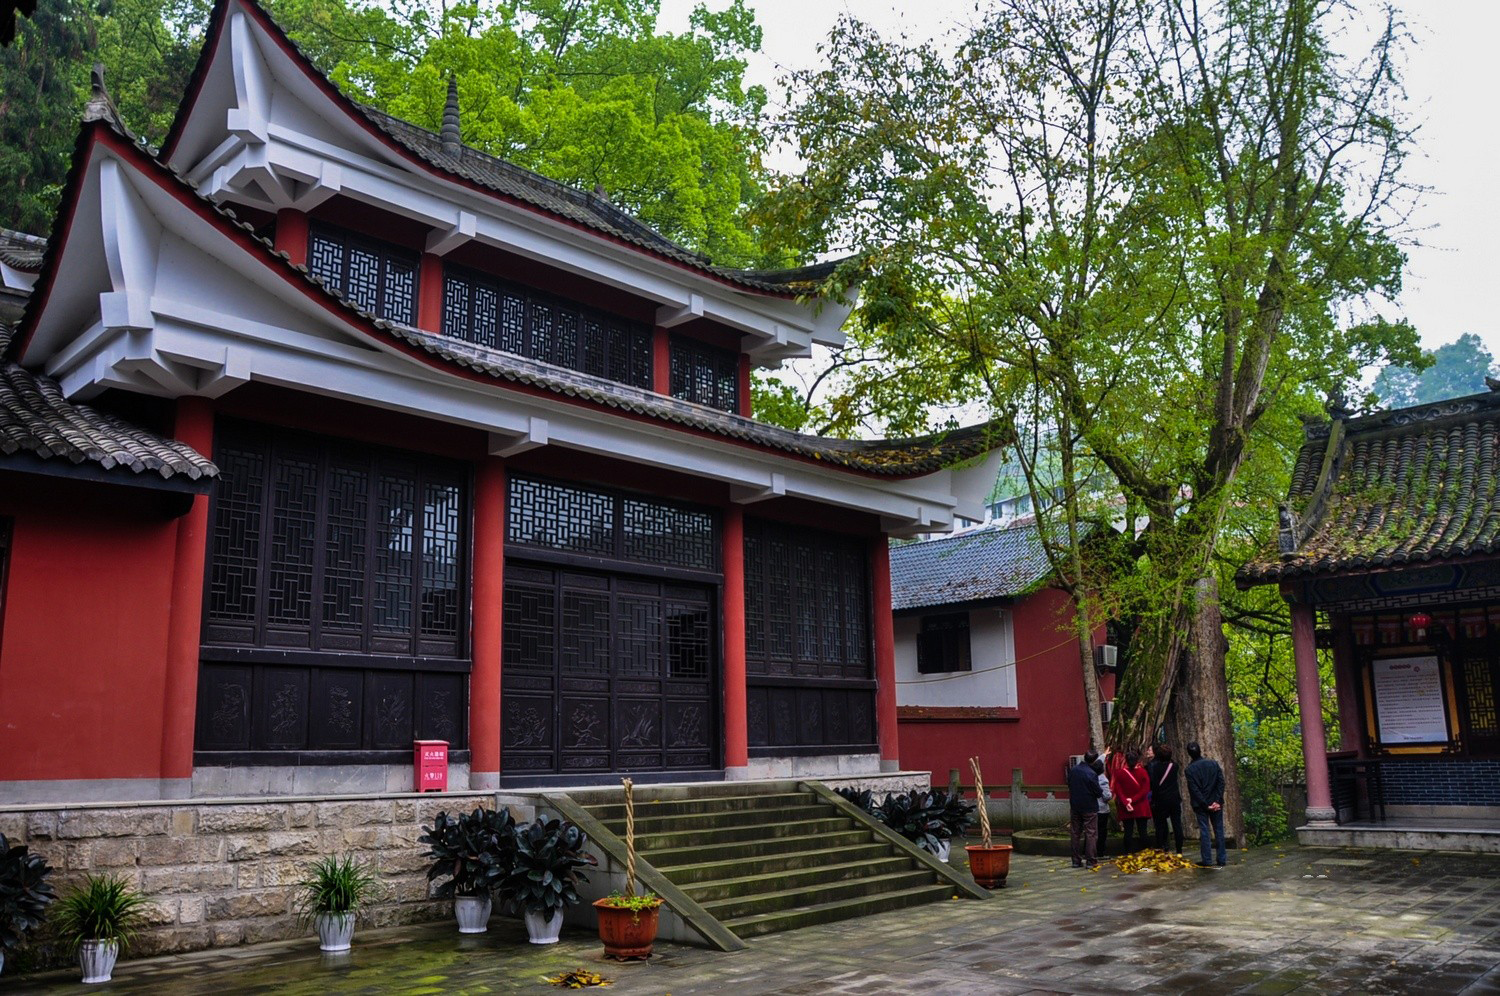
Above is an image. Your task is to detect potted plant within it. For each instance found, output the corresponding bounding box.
[592,778,664,959]
[933,788,977,857]
[874,790,954,860]
[964,757,1014,889]
[0,834,56,976]
[52,874,146,984]
[296,854,378,952]
[420,806,516,933]
[504,817,596,944]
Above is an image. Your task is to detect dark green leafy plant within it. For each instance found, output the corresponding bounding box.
[419,807,518,899]
[929,789,976,839]
[504,818,597,925]
[874,791,957,854]
[0,834,56,957]
[51,874,145,950]
[834,787,878,814]
[295,855,378,922]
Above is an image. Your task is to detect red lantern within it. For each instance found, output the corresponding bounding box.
[1408,612,1432,639]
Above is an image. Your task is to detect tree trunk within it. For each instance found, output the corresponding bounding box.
[1075,604,1105,752]
[1171,576,1244,845]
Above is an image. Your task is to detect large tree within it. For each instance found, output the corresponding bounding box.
[759,0,1423,839]
[1373,332,1495,407]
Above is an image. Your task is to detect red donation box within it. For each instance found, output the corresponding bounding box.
[414,740,449,792]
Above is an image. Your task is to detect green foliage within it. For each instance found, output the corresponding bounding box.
[295,854,378,919]
[0,834,56,956]
[869,789,973,852]
[419,806,517,899]
[504,817,596,924]
[1374,332,1495,408]
[51,874,146,949]
[597,890,660,913]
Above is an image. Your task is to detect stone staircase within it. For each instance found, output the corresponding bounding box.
[555,780,985,941]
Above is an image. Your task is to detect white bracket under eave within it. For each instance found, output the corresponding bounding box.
[655,294,704,328]
[731,473,785,504]
[426,211,477,257]
[292,163,342,212]
[881,506,945,539]
[488,417,549,457]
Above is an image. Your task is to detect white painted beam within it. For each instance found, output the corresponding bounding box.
[655,294,704,328]
[426,210,476,257]
[488,417,548,457]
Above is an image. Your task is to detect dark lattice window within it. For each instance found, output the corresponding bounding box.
[443,266,652,388]
[507,475,717,572]
[670,336,740,413]
[744,519,870,679]
[203,423,468,659]
[308,224,419,325]
[917,612,972,674]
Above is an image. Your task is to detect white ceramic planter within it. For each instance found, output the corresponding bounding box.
[78,938,119,984]
[315,912,356,952]
[524,909,563,944]
[454,895,492,934]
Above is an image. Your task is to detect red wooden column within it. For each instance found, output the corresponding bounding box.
[416,253,444,333]
[1291,602,1337,823]
[469,459,505,790]
[870,535,900,771]
[159,397,214,797]
[652,328,671,395]
[722,505,748,776]
[273,209,309,266]
[737,354,752,417]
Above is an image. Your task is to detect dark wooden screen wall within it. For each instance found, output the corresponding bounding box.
[307,224,419,326]
[744,518,877,754]
[196,422,470,760]
[669,335,739,413]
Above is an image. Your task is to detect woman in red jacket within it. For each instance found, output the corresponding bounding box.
[1111,749,1153,854]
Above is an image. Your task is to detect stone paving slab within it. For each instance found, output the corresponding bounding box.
[8,843,1500,994]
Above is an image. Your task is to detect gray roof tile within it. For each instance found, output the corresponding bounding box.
[890,522,1057,610]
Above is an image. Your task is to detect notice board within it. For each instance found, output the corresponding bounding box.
[1372,655,1449,744]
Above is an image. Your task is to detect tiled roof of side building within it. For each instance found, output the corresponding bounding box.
[890,521,1058,611]
[1238,388,1500,585]
[0,324,218,482]
[0,227,45,272]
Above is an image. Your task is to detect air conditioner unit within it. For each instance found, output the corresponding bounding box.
[1101,699,1115,724]
[1066,754,1086,780]
[1094,644,1119,672]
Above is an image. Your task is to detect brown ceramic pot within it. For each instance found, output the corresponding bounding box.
[966,843,1014,889]
[593,897,663,960]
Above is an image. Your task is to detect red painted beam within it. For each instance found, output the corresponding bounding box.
[273,208,308,266]
[870,536,900,769]
[722,504,748,770]
[469,459,505,787]
[653,327,670,395]
[417,253,444,333]
[159,397,214,786]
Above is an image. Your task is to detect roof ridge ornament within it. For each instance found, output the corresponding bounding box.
[440,75,461,156]
[83,62,125,128]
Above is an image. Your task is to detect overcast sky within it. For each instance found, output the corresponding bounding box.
[658,0,1500,362]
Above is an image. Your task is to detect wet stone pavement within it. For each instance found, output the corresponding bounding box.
[11,843,1500,995]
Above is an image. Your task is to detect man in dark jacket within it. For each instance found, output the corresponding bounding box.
[1068,750,1104,867]
[1148,744,1184,854]
[1185,741,1227,867]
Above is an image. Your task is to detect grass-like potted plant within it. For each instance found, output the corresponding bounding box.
[964,757,1014,889]
[504,817,597,944]
[593,778,664,959]
[52,874,146,984]
[420,806,517,933]
[296,854,378,952]
[0,834,56,976]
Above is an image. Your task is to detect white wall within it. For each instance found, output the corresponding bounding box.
[894,608,1017,709]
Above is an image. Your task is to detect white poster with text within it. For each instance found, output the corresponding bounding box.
[1372,656,1449,744]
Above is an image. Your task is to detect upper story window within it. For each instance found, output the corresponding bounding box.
[917,612,972,673]
[308,224,419,326]
[744,519,870,680]
[670,336,739,413]
[443,266,653,389]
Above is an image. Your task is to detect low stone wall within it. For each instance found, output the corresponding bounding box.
[0,791,504,966]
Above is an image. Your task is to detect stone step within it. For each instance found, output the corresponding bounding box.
[644,828,876,868]
[722,882,956,938]
[582,791,812,822]
[635,816,853,851]
[679,856,916,903]
[700,869,940,921]
[567,781,801,810]
[598,803,834,835]
[658,842,898,884]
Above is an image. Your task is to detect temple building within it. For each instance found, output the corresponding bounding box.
[1240,390,1500,851]
[0,0,1001,803]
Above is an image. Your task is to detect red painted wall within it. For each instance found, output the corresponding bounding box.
[0,475,180,782]
[898,587,1107,789]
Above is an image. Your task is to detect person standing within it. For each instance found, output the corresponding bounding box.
[1186,741,1227,868]
[1112,749,1153,853]
[1093,756,1113,858]
[1068,751,1104,868]
[1148,744,1184,853]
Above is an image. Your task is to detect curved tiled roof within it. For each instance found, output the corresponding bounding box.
[0,325,217,481]
[1238,390,1500,585]
[890,522,1058,610]
[0,227,45,272]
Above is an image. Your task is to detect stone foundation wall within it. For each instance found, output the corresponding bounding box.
[0,791,509,966]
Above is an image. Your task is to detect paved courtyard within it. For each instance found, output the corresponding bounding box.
[11,843,1500,994]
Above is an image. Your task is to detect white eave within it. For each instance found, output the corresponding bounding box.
[163,0,850,366]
